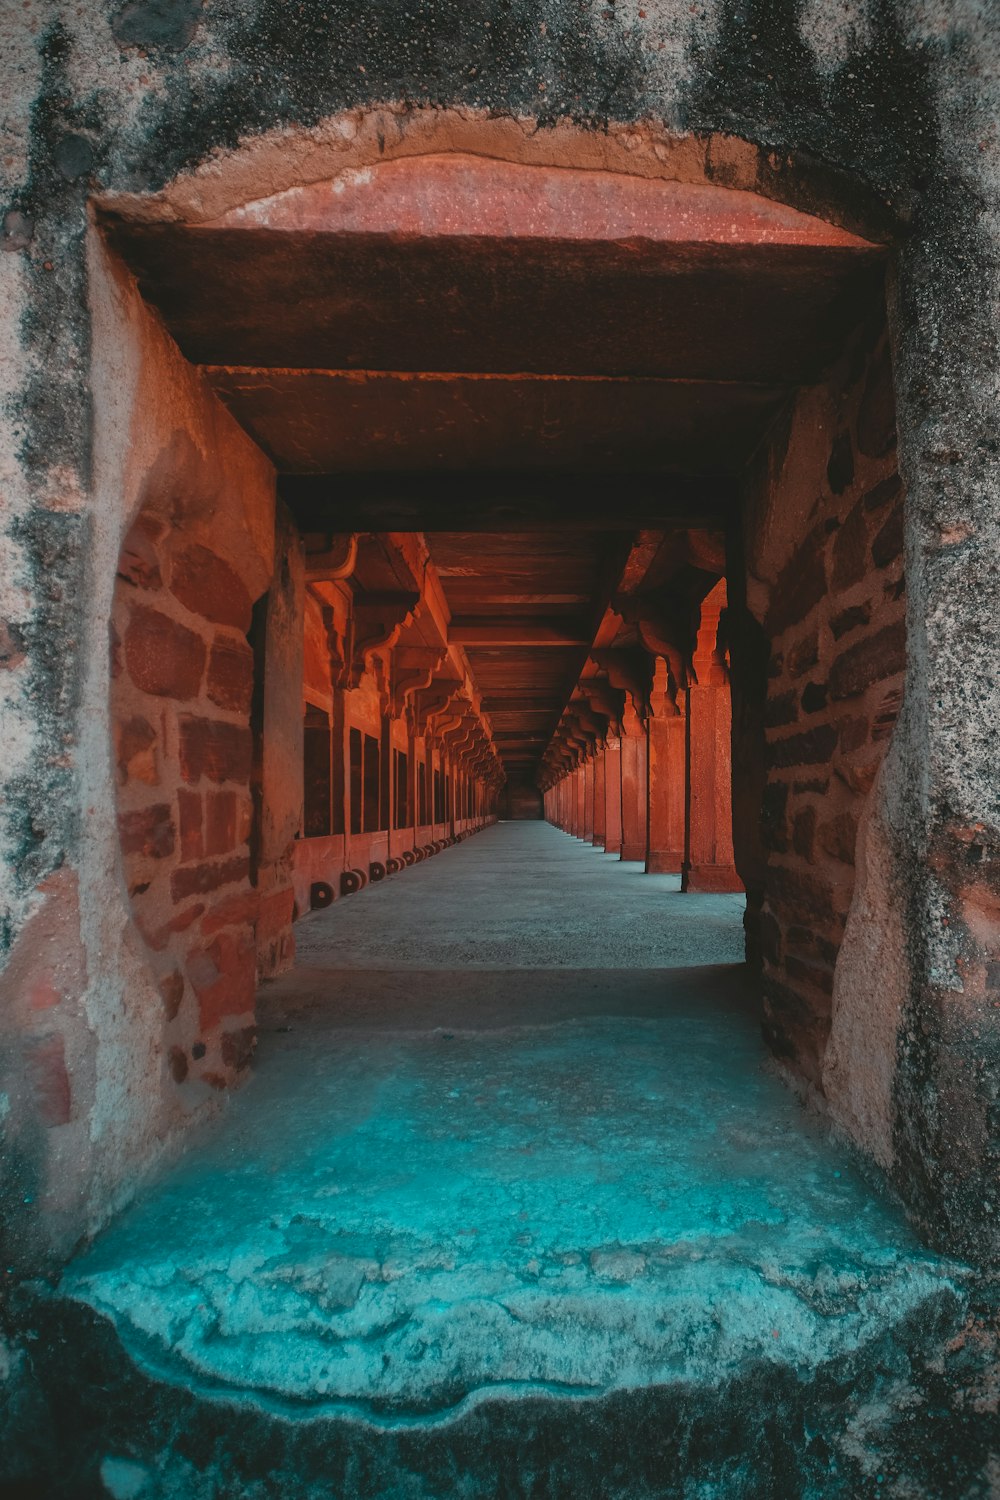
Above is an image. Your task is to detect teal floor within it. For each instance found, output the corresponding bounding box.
[62,825,963,1424]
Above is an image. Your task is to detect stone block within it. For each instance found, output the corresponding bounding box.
[170,855,248,903]
[838,715,869,752]
[178,716,253,784]
[786,631,819,679]
[862,473,901,511]
[817,811,858,865]
[117,803,175,859]
[830,602,871,640]
[831,502,869,592]
[158,970,185,1021]
[799,681,827,714]
[205,791,239,855]
[872,508,904,568]
[792,806,816,860]
[170,544,253,632]
[221,1025,257,1072]
[766,528,827,636]
[768,724,839,768]
[188,931,257,1031]
[201,889,260,935]
[125,605,206,700]
[829,621,906,700]
[764,690,798,728]
[207,635,254,713]
[116,715,157,785]
[178,789,202,859]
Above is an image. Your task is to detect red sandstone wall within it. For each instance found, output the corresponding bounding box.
[743,322,903,1087]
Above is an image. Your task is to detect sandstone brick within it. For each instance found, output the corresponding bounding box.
[835,758,881,796]
[178,789,202,860]
[830,602,871,640]
[188,931,257,1031]
[205,790,239,855]
[201,889,260,935]
[768,724,838,768]
[767,864,847,928]
[766,527,826,636]
[792,806,816,860]
[159,969,185,1021]
[817,811,858,865]
[792,776,829,795]
[257,885,295,940]
[838,715,869,752]
[764,690,797,729]
[221,1024,257,1072]
[831,502,869,592]
[125,605,206,700]
[25,1032,71,1126]
[116,715,158,785]
[786,631,819,679]
[786,926,839,966]
[829,620,906,700]
[178,716,253,784]
[800,681,827,714]
[207,634,254,714]
[170,855,248,903]
[872,507,904,568]
[863,473,902,511]
[784,953,835,997]
[118,803,175,859]
[170,545,253,632]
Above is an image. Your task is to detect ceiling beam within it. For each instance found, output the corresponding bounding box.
[451,620,590,647]
[280,472,737,533]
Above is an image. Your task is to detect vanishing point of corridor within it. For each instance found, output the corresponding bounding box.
[41,824,968,1498]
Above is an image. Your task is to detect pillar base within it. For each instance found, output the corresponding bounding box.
[682,863,744,893]
[646,850,683,874]
[620,843,645,862]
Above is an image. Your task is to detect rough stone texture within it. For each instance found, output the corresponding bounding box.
[740,325,906,1100]
[13,825,1000,1499]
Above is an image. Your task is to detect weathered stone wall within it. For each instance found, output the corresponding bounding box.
[743,318,904,1092]
[1,0,998,1269]
[109,321,280,1098]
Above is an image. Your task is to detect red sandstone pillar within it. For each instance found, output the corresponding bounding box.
[604,735,622,855]
[620,700,647,862]
[646,657,686,874]
[583,757,595,842]
[592,745,606,847]
[575,764,586,837]
[683,582,742,893]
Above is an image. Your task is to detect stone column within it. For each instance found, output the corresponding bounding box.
[604,735,623,856]
[646,656,686,874]
[683,587,741,893]
[620,700,647,862]
[592,744,606,847]
[583,757,595,842]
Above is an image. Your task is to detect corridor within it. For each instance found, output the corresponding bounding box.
[39,824,971,1499]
